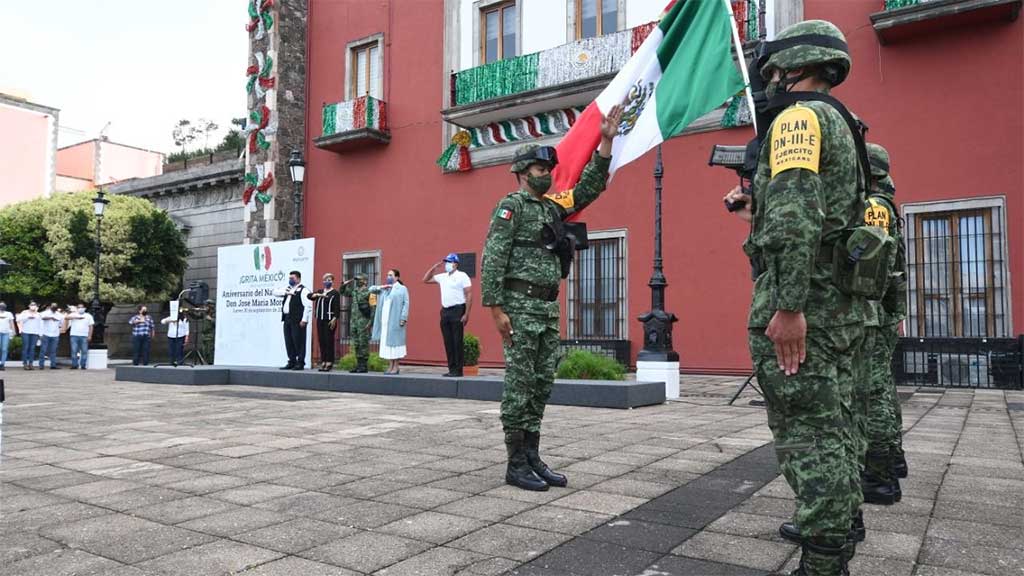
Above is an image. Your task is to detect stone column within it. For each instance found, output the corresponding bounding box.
[243,0,308,244]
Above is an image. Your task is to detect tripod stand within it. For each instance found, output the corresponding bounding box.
[182,313,208,366]
[728,372,765,406]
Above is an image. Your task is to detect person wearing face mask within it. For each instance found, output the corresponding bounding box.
[0,302,15,371]
[38,302,64,370]
[340,274,373,373]
[64,303,95,370]
[17,302,42,370]
[307,272,342,372]
[160,310,190,367]
[370,269,409,375]
[481,105,622,493]
[129,305,156,366]
[423,253,473,377]
[273,270,312,370]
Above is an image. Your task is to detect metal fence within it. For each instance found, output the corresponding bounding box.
[893,336,1023,389]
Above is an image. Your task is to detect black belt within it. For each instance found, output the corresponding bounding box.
[504,278,558,302]
[513,240,546,249]
[443,304,466,310]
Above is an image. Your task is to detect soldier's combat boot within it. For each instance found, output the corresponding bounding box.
[504,430,548,492]
[892,445,908,479]
[862,449,900,505]
[788,539,848,576]
[779,510,865,545]
[353,358,368,373]
[524,431,567,487]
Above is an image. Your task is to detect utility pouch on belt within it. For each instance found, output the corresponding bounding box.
[359,297,373,318]
[829,226,896,300]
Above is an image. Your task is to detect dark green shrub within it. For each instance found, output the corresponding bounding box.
[556,350,625,380]
[336,352,387,372]
[7,334,22,361]
[463,333,480,366]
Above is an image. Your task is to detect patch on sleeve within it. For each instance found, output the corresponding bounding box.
[546,188,575,210]
[770,105,821,178]
[864,198,891,231]
[497,208,513,221]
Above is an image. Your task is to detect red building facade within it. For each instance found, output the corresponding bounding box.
[302,0,1023,375]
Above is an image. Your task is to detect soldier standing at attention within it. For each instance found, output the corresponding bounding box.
[861,143,909,495]
[482,105,622,492]
[341,274,373,373]
[725,21,869,576]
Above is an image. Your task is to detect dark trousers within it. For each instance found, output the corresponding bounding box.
[132,334,152,365]
[440,304,466,374]
[283,320,306,367]
[168,336,185,365]
[317,319,336,364]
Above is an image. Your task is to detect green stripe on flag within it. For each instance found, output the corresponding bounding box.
[655,0,745,138]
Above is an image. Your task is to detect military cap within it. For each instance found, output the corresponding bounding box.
[760,20,851,88]
[866,143,890,179]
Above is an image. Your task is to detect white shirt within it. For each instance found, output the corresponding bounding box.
[273,284,312,323]
[433,271,472,308]
[0,311,14,334]
[40,310,64,337]
[161,317,190,338]
[67,312,95,337]
[18,311,42,335]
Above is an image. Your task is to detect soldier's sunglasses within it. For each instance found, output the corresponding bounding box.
[514,146,559,169]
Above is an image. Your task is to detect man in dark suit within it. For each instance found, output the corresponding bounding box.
[274,270,312,370]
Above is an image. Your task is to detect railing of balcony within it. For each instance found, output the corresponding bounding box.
[884,0,923,9]
[322,95,388,138]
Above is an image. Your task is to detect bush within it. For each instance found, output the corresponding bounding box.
[463,333,480,366]
[6,334,22,361]
[336,352,387,372]
[556,350,625,380]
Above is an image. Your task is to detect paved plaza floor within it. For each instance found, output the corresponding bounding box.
[2,369,1023,575]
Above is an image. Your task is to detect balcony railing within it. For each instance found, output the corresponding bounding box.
[872,0,1022,44]
[314,95,390,153]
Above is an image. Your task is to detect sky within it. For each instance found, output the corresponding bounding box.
[0,0,249,154]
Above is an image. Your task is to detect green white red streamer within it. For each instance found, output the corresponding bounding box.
[246,0,274,40]
[321,96,387,136]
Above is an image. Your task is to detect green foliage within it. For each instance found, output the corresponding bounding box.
[7,334,22,360]
[0,191,189,305]
[336,352,387,372]
[217,130,245,153]
[463,333,480,366]
[556,350,625,381]
[166,147,215,164]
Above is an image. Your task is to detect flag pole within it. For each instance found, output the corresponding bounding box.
[723,0,758,134]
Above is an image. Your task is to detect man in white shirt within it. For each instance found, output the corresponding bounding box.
[160,311,190,366]
[38,303,65,369]
[65,303,94,370]
[272,270,312,370]
[423,253,473,377]
[0,301,15,371]
[17,302,42,370]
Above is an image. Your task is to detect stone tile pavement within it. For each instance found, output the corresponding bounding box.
[1,369,1022,575]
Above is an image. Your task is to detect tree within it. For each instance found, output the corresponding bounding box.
[0,192,189,307]
[172,119,198,155]
[197,118,219,150]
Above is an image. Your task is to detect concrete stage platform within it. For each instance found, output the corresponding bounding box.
[114,366,665,409]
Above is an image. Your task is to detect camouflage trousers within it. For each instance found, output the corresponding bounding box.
[851,328,875,470]
[865,325,902,478]
[350,322,369,361]
[750,326,864,553]
[501,312,559,433]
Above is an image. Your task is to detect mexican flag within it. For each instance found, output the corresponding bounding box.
[552,0,749,195]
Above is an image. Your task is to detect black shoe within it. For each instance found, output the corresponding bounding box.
[50,366,60,370]
[0,366,5,371]
[524,430,567,487]
[779,522,801,544]
[291,365,304,371]
[893,447,909,479]
[505,430,549,492]
[850,509,866,542]
[442,372,455,377]
[451,371,464,377]
[779,509,865,545]
[280,364,295,370]
[862,476,900,505]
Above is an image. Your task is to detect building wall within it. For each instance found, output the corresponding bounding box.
[56,175,93,193]
[97,141,163,185]
[305,0,1023,372]
[0,102,56,208]
[56,141,96,183]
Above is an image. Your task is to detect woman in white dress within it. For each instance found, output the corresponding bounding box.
[370,269,409,374]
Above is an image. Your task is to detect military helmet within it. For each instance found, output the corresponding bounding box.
[759,20,851,87]
[510,144,558,173]
[866,143,890,179]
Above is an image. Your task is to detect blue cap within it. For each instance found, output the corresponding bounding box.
[444,253,459,263]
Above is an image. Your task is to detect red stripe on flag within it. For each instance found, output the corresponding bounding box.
[550,102,602,205]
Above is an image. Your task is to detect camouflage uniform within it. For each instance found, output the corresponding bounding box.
[863,143,907,487]
[744,21,867,576]
[342,276,373,372]
[482,144,610,490]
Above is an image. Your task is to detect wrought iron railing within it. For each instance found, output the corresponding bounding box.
[894,336,1023,389]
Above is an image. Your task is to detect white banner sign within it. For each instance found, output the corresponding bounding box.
[215,238,315,367]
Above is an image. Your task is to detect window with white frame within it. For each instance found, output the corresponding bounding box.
[480,0,518,64]
[575,0,620,39]
[566,230,627,339]
[346,35,383,100]
[904,198,1012,338]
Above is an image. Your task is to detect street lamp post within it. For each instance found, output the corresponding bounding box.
[288,149,306,240]
[636,145,680,397]
[91,190,110,360]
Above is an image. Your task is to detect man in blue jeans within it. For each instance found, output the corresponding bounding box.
[129,305,155,366]
[39,303,64,369]
[65,303,95,370]
[0,302,14,370]
[18,302,42,370]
